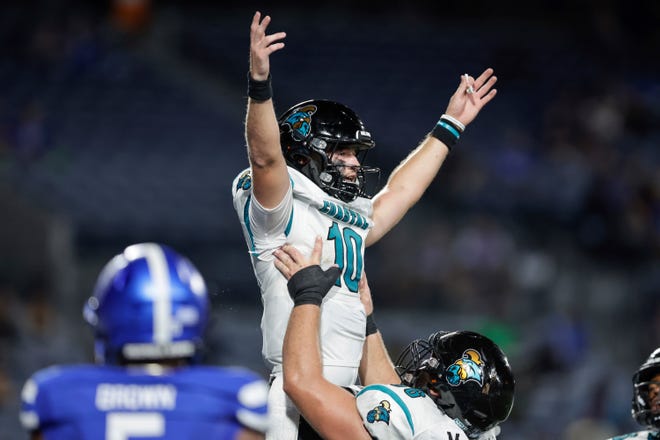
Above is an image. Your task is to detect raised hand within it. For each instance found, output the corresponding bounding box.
[249,11,286,81]
[444,68,497,128]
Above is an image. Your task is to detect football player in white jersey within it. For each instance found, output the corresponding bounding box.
[233,11,498,438]
[607,348,660,439]
[275,238,514,439]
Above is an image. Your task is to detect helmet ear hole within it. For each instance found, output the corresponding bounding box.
[291,153,310,167]
[413,369,437,390]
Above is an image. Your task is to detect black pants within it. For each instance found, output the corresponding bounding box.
[298,417,323,440]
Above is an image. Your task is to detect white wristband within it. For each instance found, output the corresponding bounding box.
[440,114,465,132]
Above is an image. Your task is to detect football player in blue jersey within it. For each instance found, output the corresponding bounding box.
[607,348,660,439]
[234,11,499,438]
[274,238,514,439]
[19,243,270,440]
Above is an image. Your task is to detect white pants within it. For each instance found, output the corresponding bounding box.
[267,365,358,440]
[267,375,300,440]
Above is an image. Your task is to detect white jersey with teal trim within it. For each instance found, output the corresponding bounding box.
[607,431,660,439]
[232,166,373,385]
[355,384,467,439]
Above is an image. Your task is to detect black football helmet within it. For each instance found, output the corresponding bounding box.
[396,330,515,439]
[278,99,380,203]
[632,348,660,430]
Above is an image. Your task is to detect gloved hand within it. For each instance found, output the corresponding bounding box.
[287,265,340,306]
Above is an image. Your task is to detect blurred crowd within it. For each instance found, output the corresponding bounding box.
[0,1,658,439]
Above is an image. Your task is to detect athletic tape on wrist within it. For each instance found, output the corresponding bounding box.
[366,313,378,336]
[431,120,460,149]
[287,265,341,306]
[247,73,273,102]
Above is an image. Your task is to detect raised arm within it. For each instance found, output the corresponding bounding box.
[245,11,290,208]
[366,68,498,246]
[357,273,400,386]
[275,239,372,440]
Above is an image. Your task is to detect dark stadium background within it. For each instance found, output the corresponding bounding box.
[0,0,658,438]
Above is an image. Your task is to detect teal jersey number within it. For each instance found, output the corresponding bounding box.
[327,222,363,292]
[403,388,426,398]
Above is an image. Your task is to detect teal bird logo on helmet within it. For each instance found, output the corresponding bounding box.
[282,105,317,141]
[446,349,485,386]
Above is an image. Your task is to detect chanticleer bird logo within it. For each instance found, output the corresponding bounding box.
[282,105,317,141]
[366,400,391,425]
[445,349,485,386]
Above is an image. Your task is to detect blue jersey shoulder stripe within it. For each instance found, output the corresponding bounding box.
[358,385,414,434]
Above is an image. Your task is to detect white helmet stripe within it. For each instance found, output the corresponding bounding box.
[125,243,172,344]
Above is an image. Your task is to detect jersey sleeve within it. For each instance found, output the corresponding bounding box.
[19,366,62,432]
[19,377,41,432]
[356,384,466,440]
[232,168,294,257]
[234,376,270,433]
[249,184,293,244]
[356,384,416,439]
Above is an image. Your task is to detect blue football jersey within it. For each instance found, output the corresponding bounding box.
[20,364,269,439]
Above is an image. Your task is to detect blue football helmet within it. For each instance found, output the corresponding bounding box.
[83,243,209,365]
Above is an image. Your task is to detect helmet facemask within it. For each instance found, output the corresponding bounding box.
[632,351,660,430]
[320,141,380,203]
[395,339,483,438]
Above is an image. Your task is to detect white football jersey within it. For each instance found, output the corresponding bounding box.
[607,431,660,439]
[232,166,374,386]
[354,384,467,439]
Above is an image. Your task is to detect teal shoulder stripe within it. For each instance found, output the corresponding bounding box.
[358,385,414,434]
[284,206,294,236]
[243,195,256,252]
[284,175,295,236]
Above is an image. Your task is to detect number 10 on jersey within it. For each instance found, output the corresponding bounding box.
[327,222,363,293]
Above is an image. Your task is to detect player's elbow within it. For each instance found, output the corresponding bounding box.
[283,365,322,407]
[391,183,424,207]
[248,151,280,170]
[282,368,305,400]
[283,372,323,420]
